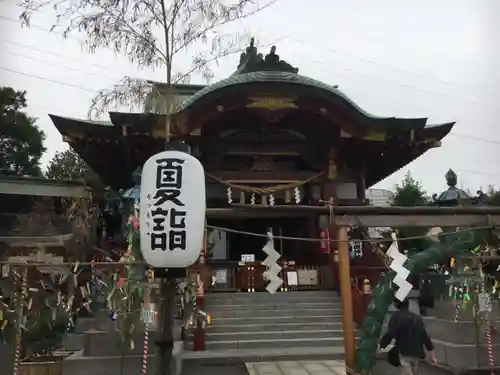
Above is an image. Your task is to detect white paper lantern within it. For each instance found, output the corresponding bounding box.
[140,150,206,268]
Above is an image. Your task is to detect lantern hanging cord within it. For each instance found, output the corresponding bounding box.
[0,225,493,267]
[205,171,324,194]
[206,224,492,244]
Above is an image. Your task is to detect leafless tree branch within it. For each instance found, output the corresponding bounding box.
[19,0,279,118]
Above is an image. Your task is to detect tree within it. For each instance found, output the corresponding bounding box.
[390,172,430,255]
[485,186,500,206]
[46,149,90,180]
[0,87,46,176]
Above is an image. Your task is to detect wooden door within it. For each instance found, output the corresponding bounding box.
[237,262,265,292]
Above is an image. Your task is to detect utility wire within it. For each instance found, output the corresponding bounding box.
[2,13,500,112]
[0,224,494,268]
[0,66,97,93]
[1,38,129,77]
[2,14,500,180]
[2,45,500,148]
[2,49,120,80]
[2,12,499,97]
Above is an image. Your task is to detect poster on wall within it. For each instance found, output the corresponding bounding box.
[215,269,227,284]
[287,271,298,286]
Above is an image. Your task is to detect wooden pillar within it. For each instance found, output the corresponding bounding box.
[193,277,205,351]
[323,181,339,289]
[336,226,356,369]
[192,229,207,350]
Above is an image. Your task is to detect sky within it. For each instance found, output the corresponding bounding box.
[1,0,500,195]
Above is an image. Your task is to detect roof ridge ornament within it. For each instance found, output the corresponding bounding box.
[236,37,299,75]
[445,169,457,188]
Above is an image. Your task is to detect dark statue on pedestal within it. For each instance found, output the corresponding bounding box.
[236,37,299,74]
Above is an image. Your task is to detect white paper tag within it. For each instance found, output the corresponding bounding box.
[141,303,156,324]
[478,293,492,312]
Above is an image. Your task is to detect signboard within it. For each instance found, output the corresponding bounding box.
[241,254,255,262]
[215,269,227,284]
[141,303,156,325]
[319,228,330,254]
[140,151,206,268]
[478,293,492,312]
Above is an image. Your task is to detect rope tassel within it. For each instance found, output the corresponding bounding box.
[142,325,149,375]
[486,323,495,374]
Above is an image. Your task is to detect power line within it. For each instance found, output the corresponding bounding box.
[0,66,97,93]
[3,12,500,119]
[2,12,499,102]
[2,62,500,150]
[449,133,500,147]
[0,14,79,40]
[1,39,128,76]
[2,16,500,153]
[291,48,500,116]
[2,49,499,149]
[4,36,500,133]
[278,33,500,98]
[2,49,119,80]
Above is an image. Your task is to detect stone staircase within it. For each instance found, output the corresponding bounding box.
[193,290,345,361]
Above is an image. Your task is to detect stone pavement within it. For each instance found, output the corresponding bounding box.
[246,360,346,375]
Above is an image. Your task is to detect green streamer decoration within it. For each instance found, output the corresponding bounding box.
[354,229,490,374]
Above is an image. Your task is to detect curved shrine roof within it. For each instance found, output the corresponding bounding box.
[49,38,456,189]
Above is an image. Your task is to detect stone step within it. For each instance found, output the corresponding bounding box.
[204,329,343,341]
[210,308,341,319]
[183,346,345,364]
[206,321,342,333]
[194,337,345,351]
[62,333,86,351]
[74,317,98,333]
[206,291,338,301]
[207,301,340,311]
[207,297,340,306]
[210,314,341,325]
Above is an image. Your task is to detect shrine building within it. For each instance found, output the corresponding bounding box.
[49,39,455,292]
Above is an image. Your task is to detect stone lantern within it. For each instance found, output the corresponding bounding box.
[433,169,472,207]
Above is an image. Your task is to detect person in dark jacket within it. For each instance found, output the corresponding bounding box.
[380,298,436,375]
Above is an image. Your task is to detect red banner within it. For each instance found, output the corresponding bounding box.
[319,228,330,254]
